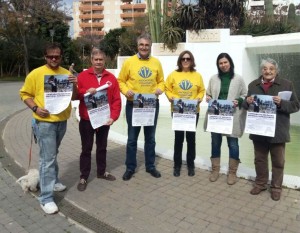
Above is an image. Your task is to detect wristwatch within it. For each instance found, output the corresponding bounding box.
[32,106,38,113]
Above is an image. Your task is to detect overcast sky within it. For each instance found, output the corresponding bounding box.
[63,0,73,6]
[62,0,73,9]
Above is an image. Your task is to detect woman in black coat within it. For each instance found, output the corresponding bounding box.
[243,58,299,201]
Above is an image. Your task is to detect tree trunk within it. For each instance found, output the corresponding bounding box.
[22,34,29,75]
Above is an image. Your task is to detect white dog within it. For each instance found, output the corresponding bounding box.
[16,169,39,192]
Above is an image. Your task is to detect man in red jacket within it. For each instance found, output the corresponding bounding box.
[76,48,121,191]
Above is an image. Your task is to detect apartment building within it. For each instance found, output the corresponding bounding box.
[120,0,146,27]
[74,0,147,39]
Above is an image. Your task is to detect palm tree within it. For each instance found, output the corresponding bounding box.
[161,0,247,50]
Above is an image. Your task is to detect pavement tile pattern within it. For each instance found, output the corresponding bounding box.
[0,163,88,233]
[1,109,300,233]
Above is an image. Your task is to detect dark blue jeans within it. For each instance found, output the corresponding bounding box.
[125,100,159,171]
[211,133,239,160]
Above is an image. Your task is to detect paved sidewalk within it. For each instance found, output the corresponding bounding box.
[0,82,90,233]
[2,109,300,233]
[0,163,89,233]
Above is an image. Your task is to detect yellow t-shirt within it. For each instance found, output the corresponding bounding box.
[118,55,165,100]
[20,65,72,122]
[165,70,205,112]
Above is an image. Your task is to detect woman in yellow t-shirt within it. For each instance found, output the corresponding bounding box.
[165,50,205,177]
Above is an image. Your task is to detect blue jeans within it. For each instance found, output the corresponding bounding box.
[211,132,239,160]
[125,100,159,171]
[33,120,67,205]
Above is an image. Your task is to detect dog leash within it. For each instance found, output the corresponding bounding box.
[28,121,37,171]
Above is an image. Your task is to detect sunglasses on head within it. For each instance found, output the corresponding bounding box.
[45,55,61,60]
[181,57,191,62]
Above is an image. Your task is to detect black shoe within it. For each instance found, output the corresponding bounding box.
[188,168,195,177]
[122,170,134,181]
[77,179,87,191]
[173,168,180,177]
[146,168,161,178]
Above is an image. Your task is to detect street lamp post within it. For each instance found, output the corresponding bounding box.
[49,29,55,42]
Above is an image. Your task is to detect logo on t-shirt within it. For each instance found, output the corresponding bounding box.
[179,80,192,90]
[138,67,152,78]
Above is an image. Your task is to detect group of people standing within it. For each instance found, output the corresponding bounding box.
[19,34,299,215]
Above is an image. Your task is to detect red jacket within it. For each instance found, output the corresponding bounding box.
[77,67,121,121]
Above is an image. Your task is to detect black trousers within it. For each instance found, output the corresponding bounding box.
[79,119,110,180]
[173,113,199,169]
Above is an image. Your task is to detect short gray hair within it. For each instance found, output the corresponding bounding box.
[260,58,279,72]
[91,47,106,59]
[137,33,152,45]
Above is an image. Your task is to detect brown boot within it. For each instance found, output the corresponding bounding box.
[227,158,240,185]
[209,158,220,182]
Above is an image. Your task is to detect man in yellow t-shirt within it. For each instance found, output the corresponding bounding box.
[118,34,165,181]
[19,43,77,214]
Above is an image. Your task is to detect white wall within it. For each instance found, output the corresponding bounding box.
[113,29,300,124]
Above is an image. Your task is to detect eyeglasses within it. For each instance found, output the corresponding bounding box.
[181,57,191,62]
[46,55,61,60]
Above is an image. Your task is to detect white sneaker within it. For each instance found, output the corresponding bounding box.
[40,202,58,214]
[54,183,66,192]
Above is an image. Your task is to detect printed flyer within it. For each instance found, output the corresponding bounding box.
[44,74,73,114]
[206,99,234,134]
[132,93,156,126]
[245,95,276,137]
[84,89,110,129]
[172,98,197,132]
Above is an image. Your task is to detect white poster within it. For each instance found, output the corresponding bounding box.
[245,95,276,137]
[172,99,197,132]
[84,90,110,129]
[206,99,234,134]
[44,75,73,114]
[132,93,156,126]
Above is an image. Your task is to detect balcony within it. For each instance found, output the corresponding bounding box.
[120,12,146,18]
[79,22,104,28]
[120,21,134,27]
[79,30,105,37]
[79,5,104,11]
[79,13,104,20]
[120,4,146,10]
